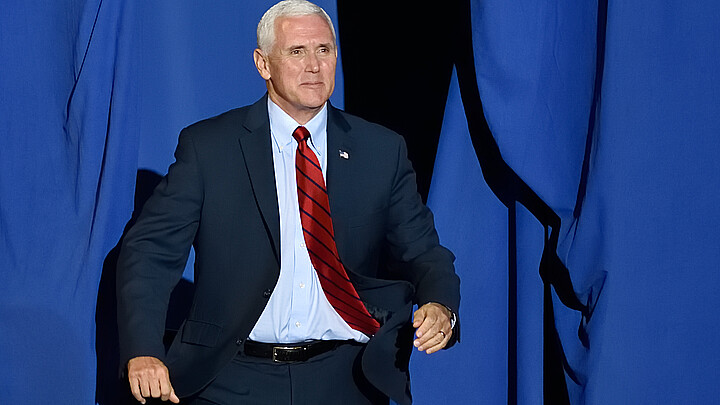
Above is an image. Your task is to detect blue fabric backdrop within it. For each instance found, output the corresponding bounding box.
[1,1,719,404]
[1,1,138,403]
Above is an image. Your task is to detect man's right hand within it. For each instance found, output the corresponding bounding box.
[127,356,180,404]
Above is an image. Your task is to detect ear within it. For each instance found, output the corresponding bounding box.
[254,49,271,80]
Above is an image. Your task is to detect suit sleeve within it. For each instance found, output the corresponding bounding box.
[116,128,203,367]
[384,135,461,343]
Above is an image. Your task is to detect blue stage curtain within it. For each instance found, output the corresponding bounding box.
[420,0,720,404]
[564,1,720,403]
[0,1,138,403]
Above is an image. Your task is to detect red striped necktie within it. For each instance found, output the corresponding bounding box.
[292,126,380,336]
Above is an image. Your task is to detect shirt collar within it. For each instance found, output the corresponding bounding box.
[268,98,327,157]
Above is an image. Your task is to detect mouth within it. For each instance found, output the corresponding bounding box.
[300,82,324,87]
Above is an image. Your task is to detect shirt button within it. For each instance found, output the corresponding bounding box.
[300,242,306,248]
[299,282,305,289]
[295,321,301,328]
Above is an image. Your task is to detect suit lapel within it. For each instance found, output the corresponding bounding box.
[237,96,281,263]
[326,104,354,260]
[235,101,352,265]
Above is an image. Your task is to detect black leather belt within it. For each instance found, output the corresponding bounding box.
[243,339,353,362]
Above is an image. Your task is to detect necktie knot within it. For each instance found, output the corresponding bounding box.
[292,126,310,143]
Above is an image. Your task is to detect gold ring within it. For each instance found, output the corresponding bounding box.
[439,330,446,338]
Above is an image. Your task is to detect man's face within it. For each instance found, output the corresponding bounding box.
[254,14,337,123]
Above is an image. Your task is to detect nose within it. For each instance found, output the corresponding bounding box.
[305,53,320,73]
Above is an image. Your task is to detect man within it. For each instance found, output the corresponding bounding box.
[117,1,460,404]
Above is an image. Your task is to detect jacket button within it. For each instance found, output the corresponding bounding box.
[263,289,272,298]
[235,338,243,346]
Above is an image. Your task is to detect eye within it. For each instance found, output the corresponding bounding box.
[318,47,335,56]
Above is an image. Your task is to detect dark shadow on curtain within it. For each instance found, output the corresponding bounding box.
[338,1,602,403]
[96,169,195,405]
[574,0,608,221]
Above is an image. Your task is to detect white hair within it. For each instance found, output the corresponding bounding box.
[257,0,336,53]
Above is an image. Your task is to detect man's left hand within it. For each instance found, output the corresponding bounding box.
[412,302,453,354]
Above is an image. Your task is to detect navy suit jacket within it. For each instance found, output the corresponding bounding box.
[117,95,460,404]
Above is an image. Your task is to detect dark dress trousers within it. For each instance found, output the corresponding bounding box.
[117,95,460,405]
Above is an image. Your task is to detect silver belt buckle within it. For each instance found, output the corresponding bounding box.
[272,345,302,362]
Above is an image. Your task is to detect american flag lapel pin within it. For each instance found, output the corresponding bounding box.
[339,149,349,159]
